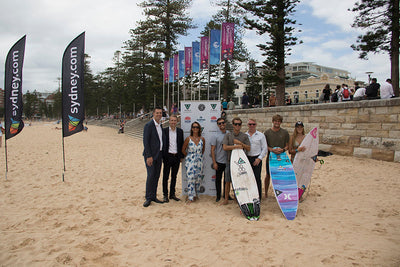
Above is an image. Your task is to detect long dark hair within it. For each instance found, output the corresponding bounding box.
[190,122,202,137]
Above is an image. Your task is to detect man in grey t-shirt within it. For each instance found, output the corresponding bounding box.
[210,118,229,202]
[222,117,251,205]
[264,114,289,198]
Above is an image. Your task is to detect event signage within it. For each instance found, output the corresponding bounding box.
[200,36,209,70]
[192,41,200,73]
[4,35,26,140]
[62,32,85,137]
[221,22,234,60]
[209,29,221,65]
[181,101,221,196]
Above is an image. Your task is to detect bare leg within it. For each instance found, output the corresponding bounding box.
[221,182,230,205]
[264,174,271,198]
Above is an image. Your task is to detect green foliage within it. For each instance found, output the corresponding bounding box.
[201,0,250,99]
[245,60,262,102]
[138,0,195,59]
[350,0,396,58]
[349,0,399,96]
[238,0,301,106]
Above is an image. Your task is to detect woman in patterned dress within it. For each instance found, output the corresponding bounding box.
[182,122,205,204]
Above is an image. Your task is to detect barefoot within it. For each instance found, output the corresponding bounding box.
[186,199,193,205]
[220,200,229,205]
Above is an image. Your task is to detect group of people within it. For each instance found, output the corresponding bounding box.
[321,78,395,103]
[142,107,307,208]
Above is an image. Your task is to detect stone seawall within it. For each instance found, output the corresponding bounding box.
[226,98,400,162]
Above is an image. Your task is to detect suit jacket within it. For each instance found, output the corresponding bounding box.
[143,119,162,160]
[162,126,184,159]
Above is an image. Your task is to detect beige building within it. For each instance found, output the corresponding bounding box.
[286,73,357,103]
[233,62,363,104]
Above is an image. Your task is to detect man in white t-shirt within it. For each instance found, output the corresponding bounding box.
[380,79,394,99]
[353,87,366,101]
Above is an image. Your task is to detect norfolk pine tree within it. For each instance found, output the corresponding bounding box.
[350,0,399,96]
[238,0,301,106]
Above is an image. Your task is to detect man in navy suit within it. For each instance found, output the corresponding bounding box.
[143,107,164,207]
[162,115,184,202]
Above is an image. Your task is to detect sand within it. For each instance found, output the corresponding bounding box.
[0,122,399,266]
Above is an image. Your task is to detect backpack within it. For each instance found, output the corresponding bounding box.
[343,88,349,98]
[331,92,338,102]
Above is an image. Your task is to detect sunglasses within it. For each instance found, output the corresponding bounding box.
[233,123,242,126]
[192,126,200,129]
[248,123,256,126]
[217,122,225,125]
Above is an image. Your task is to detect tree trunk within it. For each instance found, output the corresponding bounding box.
[391,0,399,96]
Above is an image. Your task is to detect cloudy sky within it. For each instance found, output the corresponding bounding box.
[0,0,391,93]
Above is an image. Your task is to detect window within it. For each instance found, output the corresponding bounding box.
[316,89,319,98]
[304,90,308,99]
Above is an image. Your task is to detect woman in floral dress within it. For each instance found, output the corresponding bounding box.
[182,122,205,204]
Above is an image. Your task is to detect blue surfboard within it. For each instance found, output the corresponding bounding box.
[269,151,298,220]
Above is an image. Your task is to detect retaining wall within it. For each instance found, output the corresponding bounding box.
[226,98,400,162]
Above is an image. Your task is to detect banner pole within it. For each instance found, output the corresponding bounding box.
[218,62,222,101]
[5,139,8,180]
[62,136,66,182]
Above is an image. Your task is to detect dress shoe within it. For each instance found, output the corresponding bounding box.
[169,195,180,201]
[163,196,169,203]
[153,198,164,204]
[216,197,221,202]
[143,200,151,207]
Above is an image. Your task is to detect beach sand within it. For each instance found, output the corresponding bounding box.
[0,123,399,266]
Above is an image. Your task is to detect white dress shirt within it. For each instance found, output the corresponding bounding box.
[153,119,163,151]
[246,130,268,159]
[168,127,178,154]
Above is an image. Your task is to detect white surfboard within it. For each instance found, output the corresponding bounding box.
[293,127,319,199]
[230,149,260,220]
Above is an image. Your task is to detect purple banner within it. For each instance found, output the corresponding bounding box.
[221,22,234,60]
[200,36,209,70]
[174,54,179,81]
[184,47,192,75]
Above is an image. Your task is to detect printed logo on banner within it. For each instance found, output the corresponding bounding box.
[198,104,205,111]
[197,116,206,123]
[210,116,217,123]
[210,103,219,113]
[10,118,21,134]
[68,115,80,131]
[184,116,191,123]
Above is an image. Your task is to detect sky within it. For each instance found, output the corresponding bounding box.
[0,0,392,93]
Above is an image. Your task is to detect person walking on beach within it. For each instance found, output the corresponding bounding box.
[222,117,251,205]
[142,107,164,207]
[245,118,268,200]
[210,117,229,202]
[182,122,205,204]
[263,114,290,198]
[162,115,184,203]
